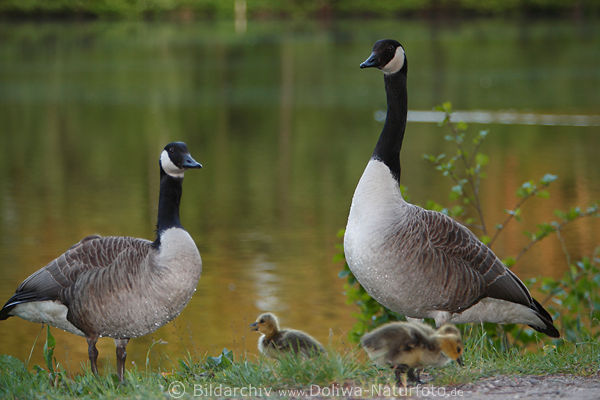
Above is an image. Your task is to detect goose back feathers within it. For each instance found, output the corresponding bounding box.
[345,39,559,337]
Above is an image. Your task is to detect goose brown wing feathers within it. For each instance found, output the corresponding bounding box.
[420,209,534,311]
[0,235,152,318]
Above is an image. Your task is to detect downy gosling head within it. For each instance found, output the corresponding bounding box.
[250,312,280,339]
[434,324,464,366]
[250,312,325,358]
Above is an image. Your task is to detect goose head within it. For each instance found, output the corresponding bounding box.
[436,328,464,367]
[250,312,279,338]
[360,39,406,75]
[160,142,203,178]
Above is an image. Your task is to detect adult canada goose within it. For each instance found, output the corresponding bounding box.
[361,321,463,387]
[250,312,325,358]
[0,142,203,382]
[344,39,559,337]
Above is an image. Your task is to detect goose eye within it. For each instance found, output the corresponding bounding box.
[457,346,462,353]
[259,319,264,323]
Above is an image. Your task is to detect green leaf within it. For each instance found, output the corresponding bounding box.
[554,209,567,219]
[450,184,463,200]
[502,257,516,267]
[536,190,550,199]
[569,207,582,220]
[440,101,452,113]
[450,205,465,217]
[540,173,558,185]
[425,200,445,212]
[475,153,489,167]
[399,185,410,201]
[205,348,233,371]
[43,325,55,374]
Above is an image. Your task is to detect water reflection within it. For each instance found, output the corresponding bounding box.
[407,110,600,126]
[0,19,598,372]
[252,255,281,312]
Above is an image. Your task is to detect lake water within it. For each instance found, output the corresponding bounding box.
[0,18,598,374]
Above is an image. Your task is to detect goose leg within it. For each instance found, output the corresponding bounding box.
[86,336,99,376]
[393,364,409,387]
[115,338,130,382]
[407,368,424,384]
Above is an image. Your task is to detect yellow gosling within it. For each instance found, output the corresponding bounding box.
[250,312,325,358]
[361,321,463,386]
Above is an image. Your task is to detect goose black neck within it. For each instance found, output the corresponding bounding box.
[372,69,408,182]
[153,169,183,247]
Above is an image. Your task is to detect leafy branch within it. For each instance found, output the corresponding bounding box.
[516,204,599,264]
[425,102,490,235]
[489,174,558,247]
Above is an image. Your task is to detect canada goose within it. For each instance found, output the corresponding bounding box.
[361,321,463,386]
[250,312,325,358]
[0,142,203,382]
[344,39,559,337]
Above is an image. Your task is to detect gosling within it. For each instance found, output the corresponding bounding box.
[361,321,463,386]
[250,312,325,358]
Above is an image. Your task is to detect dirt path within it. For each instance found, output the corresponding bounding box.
[447,374,600,400]
[305,374,600,399]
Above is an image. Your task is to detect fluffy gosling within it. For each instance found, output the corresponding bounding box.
[250,312,325,358]
[361,321,463,386]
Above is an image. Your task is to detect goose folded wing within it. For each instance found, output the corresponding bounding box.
[0,235,151,315]
[422,210,534,310]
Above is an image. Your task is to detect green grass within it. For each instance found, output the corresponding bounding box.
[1,333,598,399]
[433,333,600,386]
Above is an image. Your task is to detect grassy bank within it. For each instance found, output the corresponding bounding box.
[1,331,598,399]
[0,0,597,20]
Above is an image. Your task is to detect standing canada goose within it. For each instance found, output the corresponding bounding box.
[344,39,559,337]
[0,142,203,381]
[361,321,463,387]
[250,312,325,358]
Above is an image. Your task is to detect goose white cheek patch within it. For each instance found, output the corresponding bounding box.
[382,47,405,75]
[160,150,184,178]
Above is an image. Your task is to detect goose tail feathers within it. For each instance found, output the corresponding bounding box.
[529,298,560,338]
